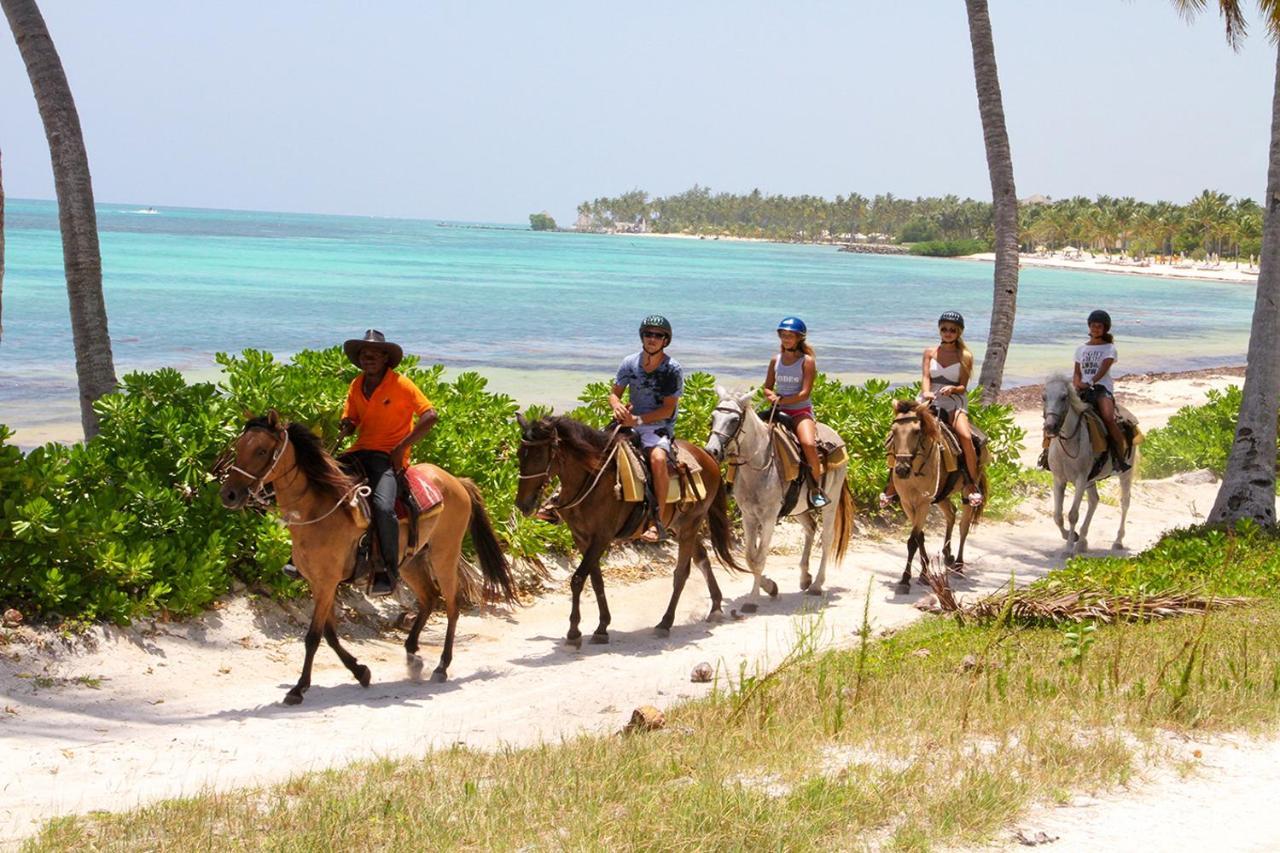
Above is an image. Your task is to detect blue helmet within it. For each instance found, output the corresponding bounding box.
[777,316,807,335]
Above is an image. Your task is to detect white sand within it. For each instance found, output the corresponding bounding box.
[1,371,1275,849]
[963,251,1261,285]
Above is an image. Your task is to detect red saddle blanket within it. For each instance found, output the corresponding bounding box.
[395,465,444,519]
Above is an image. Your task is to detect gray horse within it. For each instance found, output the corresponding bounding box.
[1042,375,1136,554]
[705,389,854,608]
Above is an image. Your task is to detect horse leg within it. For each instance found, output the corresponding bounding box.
[740,513,776,613]
[398,553,438,682]
[567,542,605,648]
[806,504,832,596]
[1113,468,1132,550]
[694,540,726,623]
[797,510,817,592]
[429,536,465,682]
[898,528,918,595]
[588,559,612,644]
[285,583,337,705]
[915,528,930,581]
[1064,478,1088,553]
[323,622,371,688]
[655,535,696,637]
[1075,482,1100,555]
[955,502,974,570]
[1053,477,1069,541]
[939,499,957,569]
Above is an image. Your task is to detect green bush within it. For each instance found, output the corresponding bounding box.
[1140,385,1279,491]
[907,238,990,257]
[1,355,1024,625]
[1045,520,1280,599]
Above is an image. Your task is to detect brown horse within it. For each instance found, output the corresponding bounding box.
[514,414,740,644]
[886,400,990,594]
[219,410,517,704]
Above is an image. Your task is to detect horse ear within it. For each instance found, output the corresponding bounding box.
[516,412,528,430]
[715,384,729,398]
[738,390,754,408]
[267,409,280,429]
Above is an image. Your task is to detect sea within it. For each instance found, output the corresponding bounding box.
[0,198,1257,446]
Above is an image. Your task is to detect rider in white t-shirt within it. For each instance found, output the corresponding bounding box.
[1072,309,1130,472]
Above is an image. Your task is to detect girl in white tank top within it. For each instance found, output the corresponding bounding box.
[763,317,829,509]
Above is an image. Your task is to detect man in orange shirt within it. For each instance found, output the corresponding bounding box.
[338,330,438,595]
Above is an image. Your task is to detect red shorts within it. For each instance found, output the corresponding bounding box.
[780,405,814,422]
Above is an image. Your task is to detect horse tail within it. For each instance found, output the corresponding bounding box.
[706,477,743,573]
[833,479,856,566]
[461,478,519,605]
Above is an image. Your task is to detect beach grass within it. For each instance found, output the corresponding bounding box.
[25,600,1280,852]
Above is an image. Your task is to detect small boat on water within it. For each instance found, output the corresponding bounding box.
[133,207,159,215]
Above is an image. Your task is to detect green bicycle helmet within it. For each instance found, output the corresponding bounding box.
[639,314,673,342]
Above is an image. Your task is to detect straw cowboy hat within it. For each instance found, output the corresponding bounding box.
[343,329,404,369]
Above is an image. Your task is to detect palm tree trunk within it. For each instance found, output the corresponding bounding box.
[965,0,1020,404]
[3,0,115,438]
[1210,45,1280,526]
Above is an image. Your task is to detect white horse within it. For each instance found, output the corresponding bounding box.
[704,389,854,609]
[1042,375,1135,554]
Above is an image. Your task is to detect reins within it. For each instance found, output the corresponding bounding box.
[712,403,776,475]
[519,423,624,512]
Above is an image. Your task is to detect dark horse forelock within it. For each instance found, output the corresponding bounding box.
[893,399,941,444]
[243,415,354,498]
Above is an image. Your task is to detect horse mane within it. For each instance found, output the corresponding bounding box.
[893,399,941,443]
[549,415,611,470]
[245,415,355,498]
[1046,374,1089,414]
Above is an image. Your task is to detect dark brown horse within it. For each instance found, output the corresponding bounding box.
[514,414,740,644]
[219,411,517,704]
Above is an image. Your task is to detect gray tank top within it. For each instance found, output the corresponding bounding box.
[773,354,809,406]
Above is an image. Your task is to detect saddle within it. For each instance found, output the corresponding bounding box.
[727,412,848,517]
[1080,403,1142,480]
[930,408,989,502]
[338,456,445,585]
[613,434,705,540]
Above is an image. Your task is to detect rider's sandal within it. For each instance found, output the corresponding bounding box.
[878,491,899,510]
[966,491,984,508]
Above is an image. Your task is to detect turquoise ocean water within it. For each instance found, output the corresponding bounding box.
[0,199,1256,441]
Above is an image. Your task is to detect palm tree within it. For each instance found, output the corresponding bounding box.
[964,0,1020,403]
[3,0,115,438]
[1171,1,1280,525]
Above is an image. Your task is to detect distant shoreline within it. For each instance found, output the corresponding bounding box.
[959,251,1261,286]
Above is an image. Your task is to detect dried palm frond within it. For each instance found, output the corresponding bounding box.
[949,580,1251,625]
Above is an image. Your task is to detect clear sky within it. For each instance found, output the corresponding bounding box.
[1,1,1275,225]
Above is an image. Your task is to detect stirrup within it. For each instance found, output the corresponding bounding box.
[1112,452,1132,473]
[808,489,831,509]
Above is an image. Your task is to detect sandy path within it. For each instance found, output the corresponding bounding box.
[0,371,1266,847]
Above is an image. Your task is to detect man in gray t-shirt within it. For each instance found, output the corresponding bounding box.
[610,314,683,528]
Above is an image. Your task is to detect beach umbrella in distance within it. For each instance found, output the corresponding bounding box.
[2,0,116,438]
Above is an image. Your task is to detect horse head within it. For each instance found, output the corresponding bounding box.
[219,409,290,509]
[514,413,558,516]
[1041,375,1081,437]
[887,399,937,478]
[705,386,755,463]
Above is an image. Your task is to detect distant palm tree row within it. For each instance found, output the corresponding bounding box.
[575,187,1264,260]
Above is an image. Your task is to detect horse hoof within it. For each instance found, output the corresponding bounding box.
[431,669,447,683]
[566,635,582,649]
[951,563,965,575]
[741,602,759,614]
[283,692,304,706]
[706,610,726,624]
[895,583,911,596]
[355,665,372,688]
[653,626,671,638]
[1112,542,1125,551]
[590,633,609,645]
[799,575,812,591]
[944,554,956,568]
[805,586,823,597]
[764,579,779,598]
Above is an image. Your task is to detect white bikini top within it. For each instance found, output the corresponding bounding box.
[929,356,962,385]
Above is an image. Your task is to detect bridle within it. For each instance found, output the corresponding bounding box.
[891,413,933,478]
[220,424,368,526]
[518,424,622,512]
[1044,392,1086,460]
[225,425,293,501]
[710,403,775,474]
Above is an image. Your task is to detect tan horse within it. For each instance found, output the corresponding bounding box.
[219,411,517,704]
[886,400,990,594]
